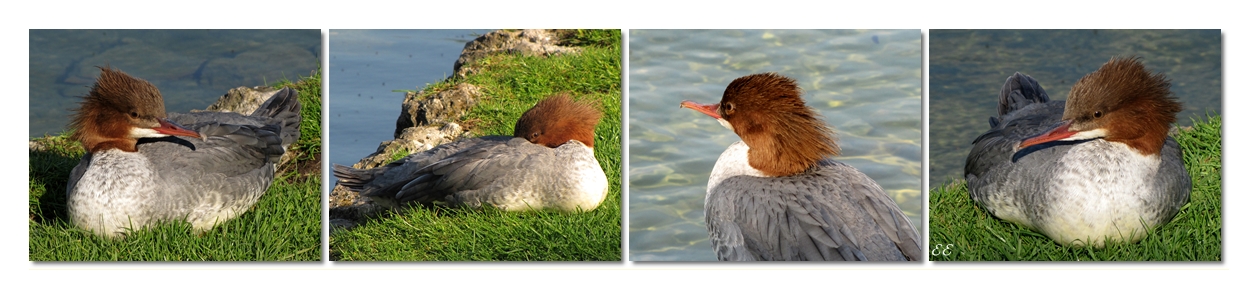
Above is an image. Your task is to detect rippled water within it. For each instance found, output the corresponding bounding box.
[29,30,320,137]
[328,29,490,170]
[928,30,1222,188]
[627,29,923,261]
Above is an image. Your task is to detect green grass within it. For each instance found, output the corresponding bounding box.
[27,70,324,261]
[928,115,1222,261]
[331,29,622,261]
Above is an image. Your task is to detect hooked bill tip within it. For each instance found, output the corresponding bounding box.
[1019,121,1075,149]
[681,100,722,119]
[155,119,202,139]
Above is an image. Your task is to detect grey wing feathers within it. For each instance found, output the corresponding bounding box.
[966,73,1066,178]
[707,161,920,261]
[249,88,302,147]
[1155,139,1192,223]
[706,210,757,261]
[393,138,548,207]
[162,87,301,169]
[849,172,922,261]
[332,136,533,207]
[203,123,287,162]
[141,124,275,177]
[65,154,92,198]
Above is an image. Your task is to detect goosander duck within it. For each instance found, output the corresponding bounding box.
[67,67,301,238]
[681,73,921,261]
[334,94,608,212]
[965,57,1191,247]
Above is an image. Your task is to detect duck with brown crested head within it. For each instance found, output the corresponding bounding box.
[334,94,608,212]
[965,57,1191,247]
[67,67,302,238]
[681,72,921,261]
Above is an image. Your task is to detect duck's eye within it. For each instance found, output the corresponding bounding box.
[531,132,541,139]
[1093,111,1102,118]
[129,112,139,118]
[724,102,735,114]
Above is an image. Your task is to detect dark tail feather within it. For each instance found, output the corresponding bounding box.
[333,164,374,192]
[252,88,302,147]
[998,72,1050,117]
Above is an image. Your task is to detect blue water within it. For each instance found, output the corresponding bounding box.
[928,30,1222,188]
[328,29,491,170]
[627,29,923,261]
[29,29,320,137]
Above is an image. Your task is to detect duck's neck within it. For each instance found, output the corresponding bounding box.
[738,129,835,177]
[1102,98,1176,156]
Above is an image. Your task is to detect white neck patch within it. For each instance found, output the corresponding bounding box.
[716,118,734,131]
[1062,128,1108,142]
[706,141,768,193]
[127,127,168,139]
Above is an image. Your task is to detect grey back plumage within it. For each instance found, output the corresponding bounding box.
[706,160,921,261]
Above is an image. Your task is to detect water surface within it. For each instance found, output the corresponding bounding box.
[928,30,1222,188]
[628,29,922,261]
[329,29,490,170]
[29,29,320,137]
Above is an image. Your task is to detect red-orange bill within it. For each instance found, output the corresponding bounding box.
[1020,121,1075,149]
[155,119,202,138]
[681,100,721,119]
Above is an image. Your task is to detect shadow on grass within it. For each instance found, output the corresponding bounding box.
[28,135,84,225]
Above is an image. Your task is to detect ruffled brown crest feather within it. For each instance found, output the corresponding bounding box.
[513,94,603,148]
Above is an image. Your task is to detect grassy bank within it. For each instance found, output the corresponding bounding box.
[27,71,323,261]
[928,115,1222,261]
[330,29,622,261]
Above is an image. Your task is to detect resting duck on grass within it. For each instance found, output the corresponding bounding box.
[965,57,1191,247]
[67,67,300,238]
[334,94,609,212]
